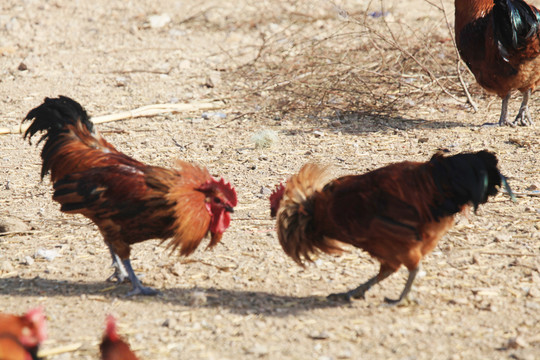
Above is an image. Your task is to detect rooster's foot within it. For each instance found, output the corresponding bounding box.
[383,296,418,306]
[327,290,366,302]
[126,285,160,297]
[512,107,534,126]
[327,292,352,302]
[106,269,129,284]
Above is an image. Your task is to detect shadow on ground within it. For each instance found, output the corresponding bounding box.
[0,276,349,316]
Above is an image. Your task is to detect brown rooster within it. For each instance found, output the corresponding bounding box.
[24,96,237,296]
[455,0,540,126]
[0,308,47,360]
[100,315,139,360]
[270,151,514,304]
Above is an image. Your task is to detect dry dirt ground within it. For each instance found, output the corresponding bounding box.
[1,0,539,359]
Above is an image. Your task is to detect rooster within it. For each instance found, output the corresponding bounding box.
[24,96,237,296]
[455,0,540,126]
[269,151,514,304]
[100,316,139,360]
[0,308,46,360]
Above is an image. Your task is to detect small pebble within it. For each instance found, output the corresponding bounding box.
[0,261,14,273]
[309,331,331,340]
[23,256,34,266]
[506,336,529,349]
[35,248,59,261]
[190,291,207,306]
[148,14,171,28]
[245,344,268,356]
[0,217,30,233]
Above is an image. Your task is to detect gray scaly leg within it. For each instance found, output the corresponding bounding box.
[384,267,419,305]
[122,259,159,296]
[106,243,129,284]
[512,89,534,126]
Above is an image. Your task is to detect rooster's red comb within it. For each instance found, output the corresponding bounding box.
[24,307,47,343]
[269,183,286,217]
[200,177,237,207]
[105,315,119,342]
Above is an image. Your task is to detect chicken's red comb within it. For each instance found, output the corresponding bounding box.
[24,307,47,343]
[269,183,286,217]
[201,178,237,206]
[105,315,119,342]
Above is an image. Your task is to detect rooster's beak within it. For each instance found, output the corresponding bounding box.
[225,205,234,213]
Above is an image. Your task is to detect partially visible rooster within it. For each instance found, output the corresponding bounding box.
[270,151,514,304]
[24,96,237,296]
[0,308,47,360]
[100,316,139,360]
[455,0,540,126]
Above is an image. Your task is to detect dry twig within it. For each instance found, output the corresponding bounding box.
[0,101,226,135]
[38,343,83,358]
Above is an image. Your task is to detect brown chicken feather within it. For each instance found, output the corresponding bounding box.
[23,96,237,296]
[455,0,540,126]
[271,151,514,304]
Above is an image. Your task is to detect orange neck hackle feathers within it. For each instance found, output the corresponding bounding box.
[165,164,237,256]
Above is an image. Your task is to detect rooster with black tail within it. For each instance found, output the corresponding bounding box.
[24,96,237,296]
[270,151,515,305]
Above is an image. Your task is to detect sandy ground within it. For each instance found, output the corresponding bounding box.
[1,0,539,359]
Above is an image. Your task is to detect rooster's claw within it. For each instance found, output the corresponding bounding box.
[126,286,160,297]
[327,292,352,302]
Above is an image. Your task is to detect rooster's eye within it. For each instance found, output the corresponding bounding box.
[213,197,222,204]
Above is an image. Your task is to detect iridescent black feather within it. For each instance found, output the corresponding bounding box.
[429,151,503,219]
[493,0,540,59]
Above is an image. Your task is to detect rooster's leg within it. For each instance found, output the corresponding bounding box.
[106,244,129,284]
[512,89,534,126]
[384,267,419,305]
[498,93,514,126]
[327,268,393,302]
[122,259,159,296]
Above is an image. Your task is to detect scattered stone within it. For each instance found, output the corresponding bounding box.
[260,186,272,196]
[506,336,529,349]
[203,73,221,88]
[0,217,31,233]
[494,233,512,242]
[337,349,352,359]
[35,248,59,261]
[22,256,34,266]
[245,344,269,356]
[17,62,27,71]
[0,261,14,273]
[190,291,207,306]
[115,76,128,87]
[170,263,184,277]
[148,14,171,29]
[309,331,331,340]
[201,111,227,120]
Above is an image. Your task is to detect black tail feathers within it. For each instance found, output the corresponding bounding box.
[23,96,92,145]
[493,0,540,59]
[429,150,511,219]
